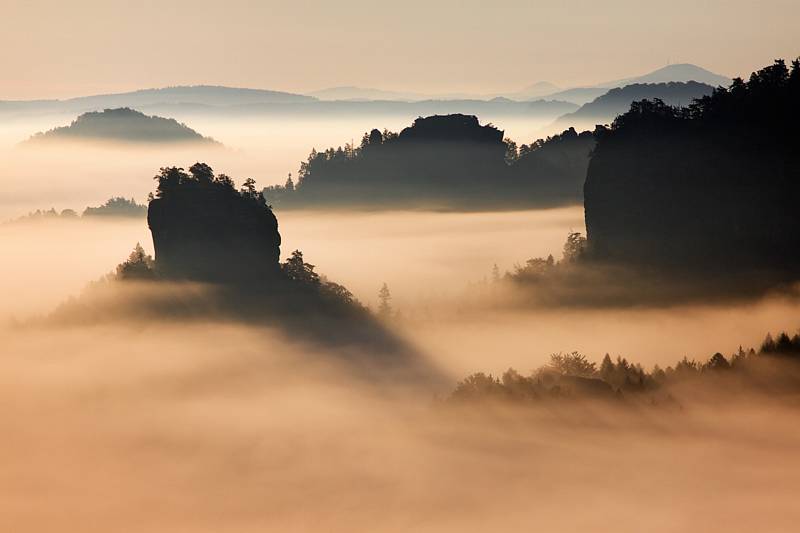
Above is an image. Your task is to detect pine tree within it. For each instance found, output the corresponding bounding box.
[491,264,501,283]
[378,283,392,317]
[600,353,615,382]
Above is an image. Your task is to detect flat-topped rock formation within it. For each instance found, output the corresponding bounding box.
[147,163,280,282]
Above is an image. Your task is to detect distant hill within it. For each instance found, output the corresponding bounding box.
[0,85,315,117]
[503,81,561,101]
[263,114,594,210]
[138,98,578,121]
[600,63,732,89]
[308,86,427,102]
[538,87,607,105]
[539,64,730,105]
[1,92,578,123]
[65,85,314,108]
[27,108,220,145]
[309,83,561,102]
[554,81,714,128]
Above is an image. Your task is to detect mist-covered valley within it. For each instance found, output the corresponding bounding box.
[2,30,800,532]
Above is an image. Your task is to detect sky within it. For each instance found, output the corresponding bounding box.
[1,0,798,99]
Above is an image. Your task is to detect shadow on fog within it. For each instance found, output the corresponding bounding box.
[45,163,443,384]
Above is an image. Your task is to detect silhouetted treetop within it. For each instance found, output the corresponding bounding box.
[263,114,594,210]
[555,81,715,128]
[449,327,800,406]
[148,163,280,281]
[83,197,146,217]
[584,58,800,280]
[142,164,368,317]
[115,243,155,281]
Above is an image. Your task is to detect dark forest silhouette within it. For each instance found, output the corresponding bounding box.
[497,58,800,305]
[584,58,800,280]
[450,329,800,407]
[264,114,594,210]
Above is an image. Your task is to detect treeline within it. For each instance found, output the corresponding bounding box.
[584,58,800,278]
[263,115,594,210]
[4,197,146,224]
[450,330,800,405]
[492,58,800,304]
[116,241,357,308]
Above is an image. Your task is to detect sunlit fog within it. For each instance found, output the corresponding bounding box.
[2,2,800,531]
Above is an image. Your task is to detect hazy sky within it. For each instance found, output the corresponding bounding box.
[2,0,798,99]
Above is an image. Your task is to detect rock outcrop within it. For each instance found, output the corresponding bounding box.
[147,164,281,282]
[584,59,800,279]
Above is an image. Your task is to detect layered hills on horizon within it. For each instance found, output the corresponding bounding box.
[597,63,731,90]
[306,63,731,104]
[1,63,730,114]
[554,81,715,128]
[1,85,313,114]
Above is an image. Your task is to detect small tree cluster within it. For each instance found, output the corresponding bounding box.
[449,330,800,404]
[115,243,155,280]
[154,163,266,208]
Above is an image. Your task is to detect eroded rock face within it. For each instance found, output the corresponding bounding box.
[584,60,800,277]
[148,186,281,282]
[397,114,505,144]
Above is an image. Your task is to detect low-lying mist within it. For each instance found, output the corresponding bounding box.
[3,317,800,532]
[4,184,800,531]
[4,207,800,374]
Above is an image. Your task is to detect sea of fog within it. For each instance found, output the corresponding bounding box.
[3,208,799,375]
[3,116,800,532]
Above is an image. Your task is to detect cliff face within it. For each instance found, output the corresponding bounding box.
[583,59,800,276]
[148,183,281,282]
[397,114,504,144]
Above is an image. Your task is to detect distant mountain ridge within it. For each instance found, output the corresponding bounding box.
[308,86,428,102]
[26,108,220,145]
[538,64,730,105]
[310,82,562,102]
[554,81,715,128]
[0,64,729,110]
[67,85,315,107]
[0,85,315,116]
[598,63,732,89]
[307,64,728,104]
[583,58,800,286]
